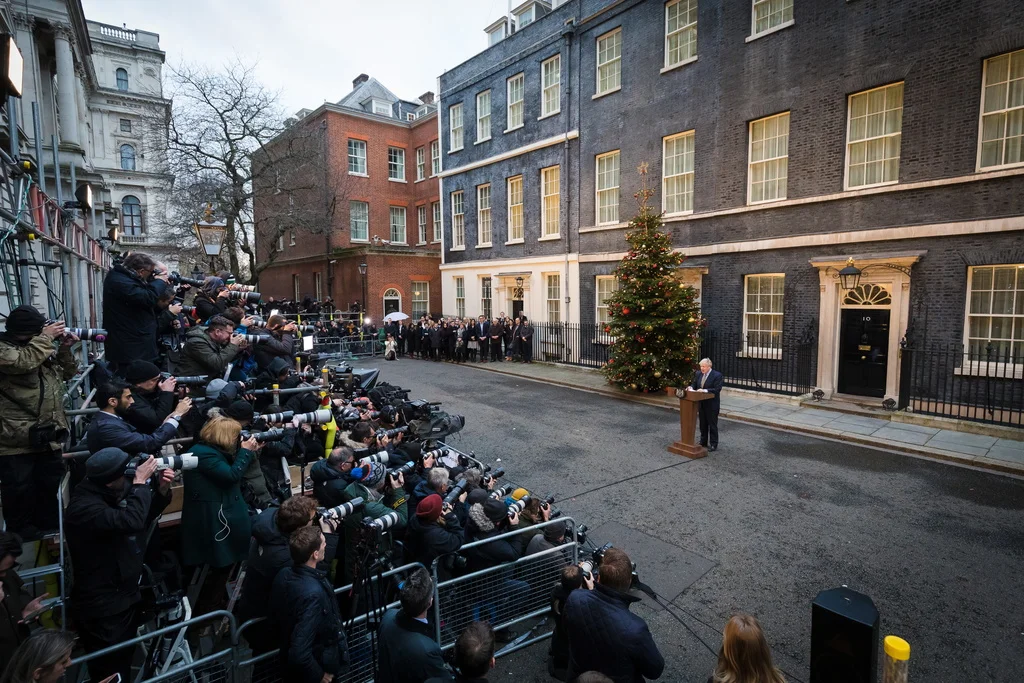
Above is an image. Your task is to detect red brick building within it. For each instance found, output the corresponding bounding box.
[255,75,441,322]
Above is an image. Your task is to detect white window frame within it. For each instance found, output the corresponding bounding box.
[477,184,492,247]
[389,206,407,245]
[742,273,784,358]
[596,276,618,325]
[507,73,525,131]
[750,0,794,39]
[451,191,465,249]
[293,274,300,302]
[595,28,622,98]
[747,112,790,205]
[507,175,524,243]
[388,147,406,182]
[845,82,904,190]
[350,200,369,242]
[432,202,442,243]
[546,273,561,323]
[961,264,1024,377]
[277,234,284,252]
[417,205,428,245]
[455,276,466,318]
[595,150,620,225]
[416,147,426,181]
[481,276,493,319]
[449,104,464,152]
[516,4,536,28]
[476,90,492,142]
[977,49,1024,172]
[431,140,441,175]
[662,131,695,215]
[315,272,322,300]
[541,55,561,118]
[412,282,430,318]
[372,98,392,116]
[540,166,560,238]
[664,0,698,71]
[289,230,296,246]
[383,288,402,315]
[348,139,367,175]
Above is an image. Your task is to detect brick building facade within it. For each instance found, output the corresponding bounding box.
[256,75,442,322]
[440,0,1024,410]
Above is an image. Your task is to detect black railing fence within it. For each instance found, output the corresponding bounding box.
[533,321,616,367]
[900,341,1023,428]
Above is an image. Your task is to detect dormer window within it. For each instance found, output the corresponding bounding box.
[486,17,512,46]
[372,99,392,117]
[516,5,536,28]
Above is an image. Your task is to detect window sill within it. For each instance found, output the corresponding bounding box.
[432,239,442,244]
[504,124,525,134]
[415,178,426,184]
[388,178,408,184]
[476,243,492,249]
[538,234,561,241]
[416,241,427,246]
[593,86,621,100]
[747,196,788,206]
[595,220,624,228]
[348,171,369,178]
[746,20,795,43]
[474,137,491,145]
[953,363,1024,379]
[449,148,463,154]
[735,349,783,360]
[845,179,898,192]
[351,238,369,244]
[662,210,693,219]
[976,159,1024,173]
[538,110,561,121]
[661,56,698,74]
[450,245,466,252]
[391,242,409,246]
[505,238,525,245]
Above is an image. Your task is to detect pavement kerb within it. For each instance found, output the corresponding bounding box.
[446,360,1024,479]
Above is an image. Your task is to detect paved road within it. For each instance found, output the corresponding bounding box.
[362,358,1024,682]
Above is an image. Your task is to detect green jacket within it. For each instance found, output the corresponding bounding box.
[175,327,242,379]
[341,480,408,582]
[0,335,78,456]
[180,442,255,568]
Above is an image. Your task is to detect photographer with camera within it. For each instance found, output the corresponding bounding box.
[406,493,464,580]
[86,380,191,455]
[464,498,526,572]
[122,360,178,434]
[102,252,169,375]
[192,277,230,323]
[0,306,78,539]
[175,315,248,379]
[310,447,359,508]
[564,548,664,683]
[252,314,297,372]
[268,526,349,683]
[65,448,174,681]
[409,466,448,516]
[376,567,451,683]
[339,462,407,583]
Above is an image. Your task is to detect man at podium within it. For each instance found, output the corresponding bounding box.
[688,358,723,451]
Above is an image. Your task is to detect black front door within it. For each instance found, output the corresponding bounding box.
[837,309,890,397]
[512,300,524,319]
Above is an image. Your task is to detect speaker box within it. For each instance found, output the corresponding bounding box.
[810,587,879,683]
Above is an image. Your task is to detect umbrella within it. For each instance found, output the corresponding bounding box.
[383,311,409,322]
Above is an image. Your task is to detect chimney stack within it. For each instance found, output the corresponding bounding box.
[352,74,370,89]
[419,91,435,105]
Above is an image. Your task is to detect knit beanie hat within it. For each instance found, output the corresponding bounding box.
[467,489,489,506]
[223,400,254,423]
[544,521,567,542]
[416,494,443,523]
[125,360,162,384]
[4,305,46,336]
[483,498,508,523]
[511,488,529,501]
[86,447,133,485]
[361,462,386,489]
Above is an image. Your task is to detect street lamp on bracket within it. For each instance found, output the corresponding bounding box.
[193,205,227,273]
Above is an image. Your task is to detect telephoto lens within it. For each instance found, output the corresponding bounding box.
[357,451,390,467]
[181,305,197,316]
[389,461,416,477]
[172,375,210,385]
[482,467,505,486]
[241,334,268,345]
[443,478,468,505]
[363,511,401,531]
[169,272,204,287]
[293,409,333,426]
[66,328,107,342]
[579,560,596,581]
[508,496,531,516]
[489,485,513,500]
[226,283,256,292]
[241,428,290,443]
[318,497,365,521]
[350,398,370,407]
[227,291,262,304]
[255,410,294,424]
[247,315,266,327]
[296,325,316,335]
[421,447,449,461]
[376,426,409,439]
[154,454,200,471]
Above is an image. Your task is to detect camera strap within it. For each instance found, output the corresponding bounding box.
[0,367,45,419]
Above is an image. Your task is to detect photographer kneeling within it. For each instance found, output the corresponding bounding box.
[65,449,174,682]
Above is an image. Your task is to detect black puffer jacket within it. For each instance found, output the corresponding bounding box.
[236,507,291,623]
[406,510,463,578]
[102,263,168,364]
[269,565,350,683]
[124,386,175,434]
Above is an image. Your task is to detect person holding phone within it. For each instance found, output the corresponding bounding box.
[0,532,53,674]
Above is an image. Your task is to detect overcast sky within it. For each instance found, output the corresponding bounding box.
[82,0,512,114]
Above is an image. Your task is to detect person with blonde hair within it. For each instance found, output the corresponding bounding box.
[0,630,75,683]
[710,614,786,683]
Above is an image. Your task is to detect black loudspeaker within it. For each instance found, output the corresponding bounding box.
[810,587,879,683]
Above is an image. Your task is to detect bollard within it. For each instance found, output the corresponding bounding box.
[272,383,280,407]
[882,635,910,683]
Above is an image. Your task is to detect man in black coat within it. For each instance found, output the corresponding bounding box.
[474,316,490,363]
[377,567,452,683]
[310,446,359,508]
[65,449,173,682]
[86,380,190,455]
[688,357,724,452]
[102,252,169,375]
[252,315,297,372]
[269,526,349,683]
[463,499,526,573]
[406,494,464,580]
[123,360,177,434]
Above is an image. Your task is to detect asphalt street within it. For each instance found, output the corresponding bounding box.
[362,357,1024,682]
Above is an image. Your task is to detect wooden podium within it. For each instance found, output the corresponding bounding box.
[668,387,714,459]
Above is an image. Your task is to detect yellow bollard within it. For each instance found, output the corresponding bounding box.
[882,635,910,683]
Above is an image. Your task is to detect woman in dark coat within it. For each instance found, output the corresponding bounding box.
[193,277,229,323]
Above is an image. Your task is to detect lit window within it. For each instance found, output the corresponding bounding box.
[748,112,789,204]
[121,195,142,235]
[477,184,492,246]
[743,274,784,356]
[596,276,618,324]
[596,151,620,224]
[663,131,695,214]
[966,265,1024,361]
[432,202,441,242]
[348,140,367,175]
[507,73,524,130]
[412,282,430,318]
[481,276,493,319]
[665,0,698,68]
[388,147,405,181]
[596,29,622,96]
[389,206,407,244]
[417,205,427,244]
[449,104,464,151]
[547,274,561,323]
[451,191,465,248]
[455,277,466,318]
[383,288,401,315]
[541,166,560,237]
[350,201,369,241]
[416,147,426,181]
[542,55,561,117]
[431,140,440,175]
[846,83,903,189]
[979,49,1024,170]
[115,68,129,91]
[507,175,524,242]
[477,90,491,142]
[752,0,793,37]
[120,144,136,171]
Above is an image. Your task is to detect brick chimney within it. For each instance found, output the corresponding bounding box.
[353,74,370,89]
[419,91,435,105]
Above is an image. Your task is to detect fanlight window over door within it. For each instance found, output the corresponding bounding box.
[843,283,892,306]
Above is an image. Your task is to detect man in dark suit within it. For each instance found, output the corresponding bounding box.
[689,358,723,451]
[475,316,490,363]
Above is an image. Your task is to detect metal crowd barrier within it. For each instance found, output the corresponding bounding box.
[313,336,384,359]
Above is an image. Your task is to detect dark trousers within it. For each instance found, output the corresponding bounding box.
[76,608,138,683]
[0,451,64,538]
[520,338,533,362]
[479,337,489,361]
[490,340,502,361]
[698,402,720,448]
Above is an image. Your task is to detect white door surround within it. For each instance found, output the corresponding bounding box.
[811,251,925,401]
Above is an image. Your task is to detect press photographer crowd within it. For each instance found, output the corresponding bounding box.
[0,251,794,683]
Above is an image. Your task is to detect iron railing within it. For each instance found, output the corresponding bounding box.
[700,330,816,396]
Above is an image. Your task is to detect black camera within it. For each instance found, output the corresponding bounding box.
[162,373,209,385]
[388,461,416,478]
[169,272,204,287]
[443,478,468,505]
[240,428,291,443]
[227,291,261,304]
[376,426,408,440]
[181,305,197,317]
[482,467,505,486]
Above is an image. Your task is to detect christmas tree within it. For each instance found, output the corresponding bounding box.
[601,163,703,392]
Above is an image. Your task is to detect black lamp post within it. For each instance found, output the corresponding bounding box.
[358,262,368,324]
